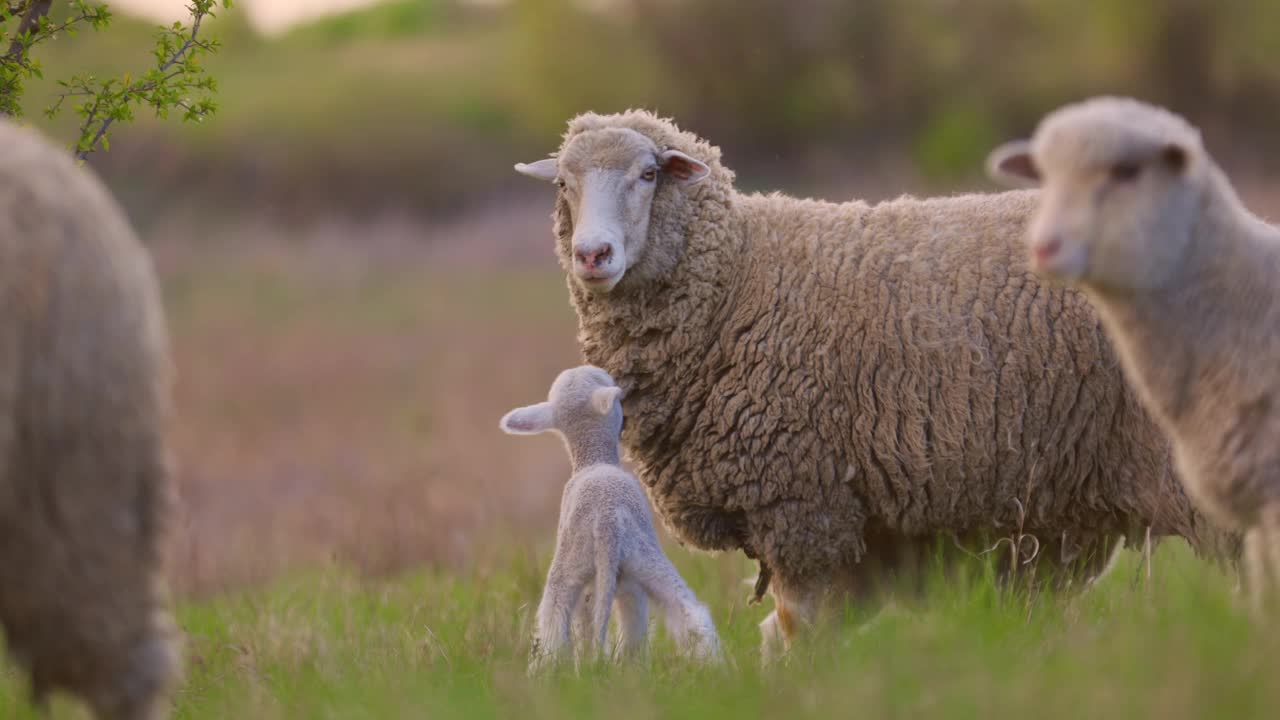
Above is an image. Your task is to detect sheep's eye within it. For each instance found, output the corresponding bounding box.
[641,168,657,182]
[1109,162,1141,182]
[555,178,566,189]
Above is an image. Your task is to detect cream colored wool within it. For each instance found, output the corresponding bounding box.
[524,110,1235,649]
[989,96,1280,612]
[0,121,179,719]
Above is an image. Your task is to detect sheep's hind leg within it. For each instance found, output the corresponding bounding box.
[588,543,621,666]
[1257,503,1280,616]
[627,550,721,664]
[760,582,817,666]
[572,585,596,666]
[1243,524,1275,619]
[612,577,649,662]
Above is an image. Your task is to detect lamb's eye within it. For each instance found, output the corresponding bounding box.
[555,178,566,189]
[641,168,657,182]
[1109,162,1141,182]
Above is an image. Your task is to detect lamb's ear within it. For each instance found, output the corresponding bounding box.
[659,149,710,184]
[986,140,1040,186]
[500,402,555,435]
[514,158,559,183]
[590,386,623,416]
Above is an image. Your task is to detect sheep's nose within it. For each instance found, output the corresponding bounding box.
[1032,233,1063,263]
[574,244,613,270]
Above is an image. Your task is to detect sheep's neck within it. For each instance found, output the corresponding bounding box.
[565,432,621,473]
[570,185,741,464]
[1087,177,1274,436]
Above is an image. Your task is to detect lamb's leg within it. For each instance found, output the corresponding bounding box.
[628,550,721,664]
[572,585,595,666]
[530,564,587,674]
[589,546,621,664]
[612,577,648,662]
[758,610,784,666]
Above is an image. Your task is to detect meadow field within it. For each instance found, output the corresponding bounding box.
[5,1,1280,715]
[0,202,1278,718]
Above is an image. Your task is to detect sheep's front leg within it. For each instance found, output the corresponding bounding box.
[530,564,587,674]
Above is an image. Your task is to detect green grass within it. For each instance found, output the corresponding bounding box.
[2,543,1276,719]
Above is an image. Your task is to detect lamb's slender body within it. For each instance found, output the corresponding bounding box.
[501,365,720,671]
[0,121,179,718]
[989,96,1280,610]
[517,110,1236,656]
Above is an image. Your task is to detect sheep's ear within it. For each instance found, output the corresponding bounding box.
[659,149,710,184]
[500,402,555,435]
[986,140,1040,185]
[1161,143,1188,174]
[514,158,559,183]
[590,386,623,416]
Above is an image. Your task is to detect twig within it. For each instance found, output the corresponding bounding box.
[3,0,52,61]
[75,5,216,159]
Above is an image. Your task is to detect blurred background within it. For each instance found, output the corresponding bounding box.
[21,0,1280,597]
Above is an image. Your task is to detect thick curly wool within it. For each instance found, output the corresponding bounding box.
[548,110,1228,594]
[1008,97,1280,609]
[0,121,179,719]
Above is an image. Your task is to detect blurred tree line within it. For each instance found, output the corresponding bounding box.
[512,0,1280,178]
[50,0,1280,218]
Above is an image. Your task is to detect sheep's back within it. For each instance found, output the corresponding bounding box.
[633,190,1191,584]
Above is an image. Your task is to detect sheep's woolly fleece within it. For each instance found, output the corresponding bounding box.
[0,120,179,718]
[1016,97,1280,601]
[546,109,1231,594]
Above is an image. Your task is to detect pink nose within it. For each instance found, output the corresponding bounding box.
[574,244,612,270]
[1033,234,1063,263]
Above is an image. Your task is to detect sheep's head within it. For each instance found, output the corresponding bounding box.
[988,97,1205,292]
[515,126,709,294]
[500,365,624,442]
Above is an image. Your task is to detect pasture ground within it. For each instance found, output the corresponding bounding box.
[2,200,1280,718]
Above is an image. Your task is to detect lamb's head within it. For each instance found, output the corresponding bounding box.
[988,96,1207,292]
[515,113,713,294]
[500,365,624,443]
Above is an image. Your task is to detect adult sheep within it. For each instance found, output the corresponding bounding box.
[0,121,179,718]
[514,110,1232,656]
[987,96,1280,613]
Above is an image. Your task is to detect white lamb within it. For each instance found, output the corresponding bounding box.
[501,365,722,671]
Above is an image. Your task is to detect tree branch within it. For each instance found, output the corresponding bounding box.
[4,0,52,62]
[74,5,216,159]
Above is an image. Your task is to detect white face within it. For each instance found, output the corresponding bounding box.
[515,129,710,294]
[559,162,661,293]
[989,138,1199,291]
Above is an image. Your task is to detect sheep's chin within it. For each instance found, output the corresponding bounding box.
[1031,245,1090,284]
[575,271,624,294]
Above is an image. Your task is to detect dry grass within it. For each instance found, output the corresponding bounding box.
[154,177,1280,598]
[153,200,581,596]
[6,181,1280,717]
